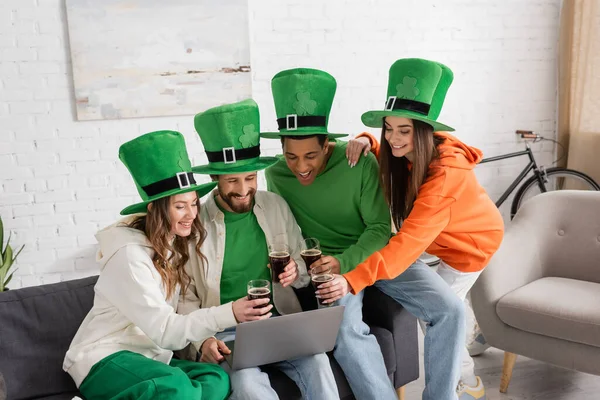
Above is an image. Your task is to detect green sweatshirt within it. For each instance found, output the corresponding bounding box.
[265,141,391,274]
[217,202,271,306]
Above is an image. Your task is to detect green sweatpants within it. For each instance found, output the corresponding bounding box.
[79,350,231,400]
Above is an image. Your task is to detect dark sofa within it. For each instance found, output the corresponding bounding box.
[0,276,418,400]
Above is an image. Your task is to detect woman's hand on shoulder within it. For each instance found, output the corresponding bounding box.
[346,136,372,168]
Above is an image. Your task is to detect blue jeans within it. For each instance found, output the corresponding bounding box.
[375,259,465,400]
[333,290,398,400]
[220,353,339,400]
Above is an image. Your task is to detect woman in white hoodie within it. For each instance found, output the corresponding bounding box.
[64,131,273,400]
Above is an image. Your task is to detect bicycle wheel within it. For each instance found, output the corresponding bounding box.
[510,167,600,218]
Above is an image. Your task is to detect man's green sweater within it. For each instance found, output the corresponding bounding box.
[265,141,391,274]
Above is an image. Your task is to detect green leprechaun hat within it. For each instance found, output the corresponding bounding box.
[261,68,348,139]
[361,58,455,132]
[118,130,216,215]
[192,99,279,175]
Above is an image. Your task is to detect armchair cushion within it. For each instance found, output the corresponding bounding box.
[497,277,600,348]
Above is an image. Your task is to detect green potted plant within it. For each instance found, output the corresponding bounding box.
[0,216,24,292]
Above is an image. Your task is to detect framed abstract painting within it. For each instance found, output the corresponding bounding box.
[65,0,251,120]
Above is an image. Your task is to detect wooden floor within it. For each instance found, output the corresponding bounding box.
[403,331,600,399]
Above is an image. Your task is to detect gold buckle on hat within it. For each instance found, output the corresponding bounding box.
[223,147,236,164]
[286,114,298,130]
[385,96,397,111]
[176,172,191,189]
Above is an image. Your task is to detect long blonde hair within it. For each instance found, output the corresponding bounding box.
[378,118,444,231]
[127,196,207,299]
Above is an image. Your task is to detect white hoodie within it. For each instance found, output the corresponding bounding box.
[63,219,237,387]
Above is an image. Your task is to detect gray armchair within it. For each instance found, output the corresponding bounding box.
[471,190,600,393]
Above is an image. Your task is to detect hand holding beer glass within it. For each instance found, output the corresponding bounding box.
[300,238,322,272]
[231,280,273,322]
[312,265,336,307]
[247,279,272,308]
[268,242,290,283]
[304,238,341,275]
[315,274,351,306]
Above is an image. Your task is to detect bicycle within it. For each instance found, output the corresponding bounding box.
[479,130,600,219]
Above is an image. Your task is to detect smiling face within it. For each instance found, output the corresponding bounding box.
[215,172,258,213]
[282,135,329,186]
[383,116,415,161]
[168,191,199,238]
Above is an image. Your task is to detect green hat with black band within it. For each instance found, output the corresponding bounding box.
[192,99,279,175]
[118,130,216,215]
[261,68,348,139]
[361,58,455,132]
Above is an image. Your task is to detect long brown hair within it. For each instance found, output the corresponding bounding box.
[379,118,445,231]
[127,195,207,300]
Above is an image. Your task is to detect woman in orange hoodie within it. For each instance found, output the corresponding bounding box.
[318,58,504,400]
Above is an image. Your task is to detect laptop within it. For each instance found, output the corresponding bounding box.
[223,305,345,370]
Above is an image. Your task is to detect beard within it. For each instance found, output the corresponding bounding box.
[218,186,256,213]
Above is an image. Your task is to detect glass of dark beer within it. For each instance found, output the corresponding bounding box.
[311,266,335,308]
[300,238,321,272]
[269,242,290,284]
[247,279,271,308]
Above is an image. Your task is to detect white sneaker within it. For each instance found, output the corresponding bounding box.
[467,321,490,356]
[467,331,490,356]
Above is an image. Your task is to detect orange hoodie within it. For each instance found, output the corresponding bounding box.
[344,131,504,294]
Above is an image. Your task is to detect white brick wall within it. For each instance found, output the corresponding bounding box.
[1,0,561,288]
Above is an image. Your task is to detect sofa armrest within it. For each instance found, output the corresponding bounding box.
[363,286,419,387]
[0,372,6,400]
